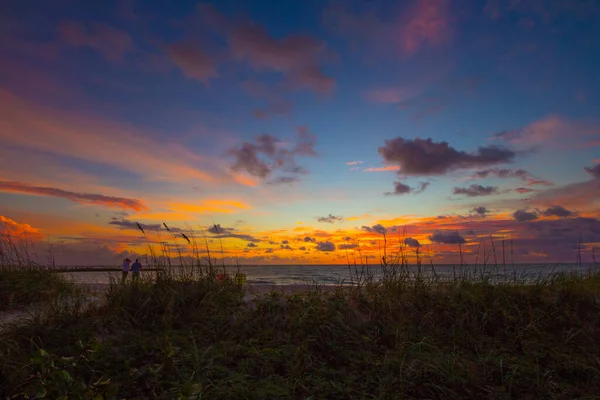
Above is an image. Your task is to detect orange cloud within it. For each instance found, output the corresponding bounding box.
[363,166,401,172]
[232,173,259,187]
[0,180,147,211]
[0,215,43,239]
[135,199,251,221]
[346,161,363,165]
[346,214,370,221]
[0,90,216,183]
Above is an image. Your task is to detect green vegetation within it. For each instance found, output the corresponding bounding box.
[1,265,600,399]
[0,235,74,311]
[0,266,74,311]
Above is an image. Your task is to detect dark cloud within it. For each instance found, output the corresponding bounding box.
[453,184,499,197]
[343,236,352,241]
[429,231,466,244]
[266,176,301,185]
[338,243,359,250]
[207,224,260,242]
[378,137,516,176]
[404,237,420,247]
[316,240,336,251]
[384,181,429,196]
[361,224,387,234]
[265,248,274,253]
[108,219,182,232]
[0,180,147,211]
[473,168,553,186]
[281,240,289,244]
[513,209,539,221]
[542,205,575,218]
[299,246,307,251]
[229,128,317,183]
[317,214,343,223]
[280,244,293,250]
[585,164,600,179]
[180,4,334,93]
[471,206,490,217]
[474,167,528,180]
[247,242,257,247]
[304,236,316,242]
[207,224,232,234]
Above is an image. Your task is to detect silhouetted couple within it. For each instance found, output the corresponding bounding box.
[122,258,142,283]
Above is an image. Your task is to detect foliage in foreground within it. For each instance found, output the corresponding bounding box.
[0,267,74,311]
[1,271,600,399]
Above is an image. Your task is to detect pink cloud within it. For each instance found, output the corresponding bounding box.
[397,0,451,56]
[365,86,422,104]
[59,21,133,61]
[325,0,452,58]
[0,90,219,184]
[493,115,600,148]
[0,181,147,212]
[252,101,293,120]
[515,187,535,194]
[165,42,218,83]
[346,161,363,166]
[229,23,334,94]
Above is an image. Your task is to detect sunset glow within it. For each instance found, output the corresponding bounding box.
[1,0,599,265]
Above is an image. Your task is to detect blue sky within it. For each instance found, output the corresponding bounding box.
[1,0,599,265]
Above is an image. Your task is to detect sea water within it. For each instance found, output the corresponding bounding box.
[59,263,598,285]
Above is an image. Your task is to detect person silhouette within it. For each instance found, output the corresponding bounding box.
[131,258,142,281]
[121,258,131,283]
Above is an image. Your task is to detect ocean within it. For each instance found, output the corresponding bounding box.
[59,263,598,285]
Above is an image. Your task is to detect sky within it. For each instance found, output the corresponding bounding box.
[1,0,600,266]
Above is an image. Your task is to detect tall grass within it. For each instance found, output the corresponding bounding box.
[0,234,73,311]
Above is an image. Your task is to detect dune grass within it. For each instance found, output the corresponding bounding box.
[0,235,74,311]
[1,264,600,399]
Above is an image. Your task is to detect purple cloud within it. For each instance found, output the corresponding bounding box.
[513,209,539,222]
[378,137,516,176]
[316,241,336,251]
[429,231,466,244]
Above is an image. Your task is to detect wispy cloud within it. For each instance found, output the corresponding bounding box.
[364,166,401,172]
[492,116,600,148]
[324,0,452,58]
[0,90,217,183]
[59,21,133,61]
[397,0,451,56]
[346,161,364,166]
[0,180,147,211]
[184,4,335,94]
[165,41,218,84]
[473,168,553,186]
[385,181,429,196]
